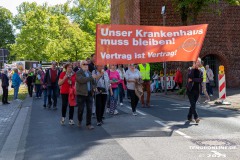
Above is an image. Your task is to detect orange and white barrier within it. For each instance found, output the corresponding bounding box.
[218,74,226,100]
[217,65,230,105]
[159,76,176,90]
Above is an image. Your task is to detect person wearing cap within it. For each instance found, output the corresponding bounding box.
[138,63,151,107]
[1,70,10,104]
[44,61,60,110]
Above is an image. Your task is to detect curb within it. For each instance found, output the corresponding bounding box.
[0,97,32,160]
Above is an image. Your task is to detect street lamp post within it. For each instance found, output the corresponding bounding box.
[161,6,167,95]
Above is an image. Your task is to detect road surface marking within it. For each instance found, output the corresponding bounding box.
[155,120,168,127]
[126,106,147,116]
[155,120,192,139]
[170,104,182,106]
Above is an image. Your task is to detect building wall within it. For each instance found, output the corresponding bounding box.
[111,0,140,25]
[111,0,240,87]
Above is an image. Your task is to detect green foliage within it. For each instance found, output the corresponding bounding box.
[0,7,15,49]
[70,0,110,35]
[10,1,100,62]
[150,63,163,76]
[172,0,240,25]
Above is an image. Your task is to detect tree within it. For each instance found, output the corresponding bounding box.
[11,2,93,62]
[11,4,52,61]
[70,0,110,58]
[172,0,240,25]
[0,7,15,49]
[71,0,110,35]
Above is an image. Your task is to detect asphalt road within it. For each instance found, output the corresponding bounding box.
[15,94,240,160]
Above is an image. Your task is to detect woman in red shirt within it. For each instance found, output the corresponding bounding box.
[58,63,76,125]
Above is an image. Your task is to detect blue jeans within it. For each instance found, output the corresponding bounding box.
[111,87,119,113]
[14,86,20,100]
[43,89,48,106]
[35,84,41,97]
[118,84,124,103]
[206,83,213,95]
[47,85,58,107]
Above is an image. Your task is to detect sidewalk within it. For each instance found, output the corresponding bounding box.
[0,85,27,156]
[0,100,22,152]
[155,88,240,111]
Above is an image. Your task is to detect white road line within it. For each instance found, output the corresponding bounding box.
[155,120,168,127]
[175,130,187,136]
[170,104,182,106]
[124,103,192,139]
[126,106,147,116]
[155,120,192,139]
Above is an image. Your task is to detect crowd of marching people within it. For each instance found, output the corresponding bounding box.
[0,54,215,127]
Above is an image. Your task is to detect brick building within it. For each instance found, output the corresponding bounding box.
[111,0,240,88]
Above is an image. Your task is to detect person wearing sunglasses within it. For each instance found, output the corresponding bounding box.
[76,61,97,130]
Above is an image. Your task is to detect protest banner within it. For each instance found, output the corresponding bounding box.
[95,24,208,65]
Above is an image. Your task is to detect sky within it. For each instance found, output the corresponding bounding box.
[0,0,68,15]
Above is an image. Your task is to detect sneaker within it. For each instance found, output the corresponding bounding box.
[132,112,137,116]
[114,110,119,115]
[209,94,213,97]
[100,120,104,124]
[69,120,75,125]
[195,118,200,123]
[106,108,110,113]
[204,100,210,103]
[60,117,65,125]
[97,122,102,126]
[43,104,46,108]
[188,119,194,122]
[120,103,123,106]
[77,121,81,127]
[87,125,94,130]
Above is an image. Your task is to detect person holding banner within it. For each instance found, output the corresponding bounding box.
[138,63,151,107]
[186,58,203,123]
[125,64,141,116]
[107,64,120,115]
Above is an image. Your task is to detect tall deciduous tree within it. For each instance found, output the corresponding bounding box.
[70,0,110,58]
[172,0,240,25]
[11,2,93,62]
[0,7,15,49]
